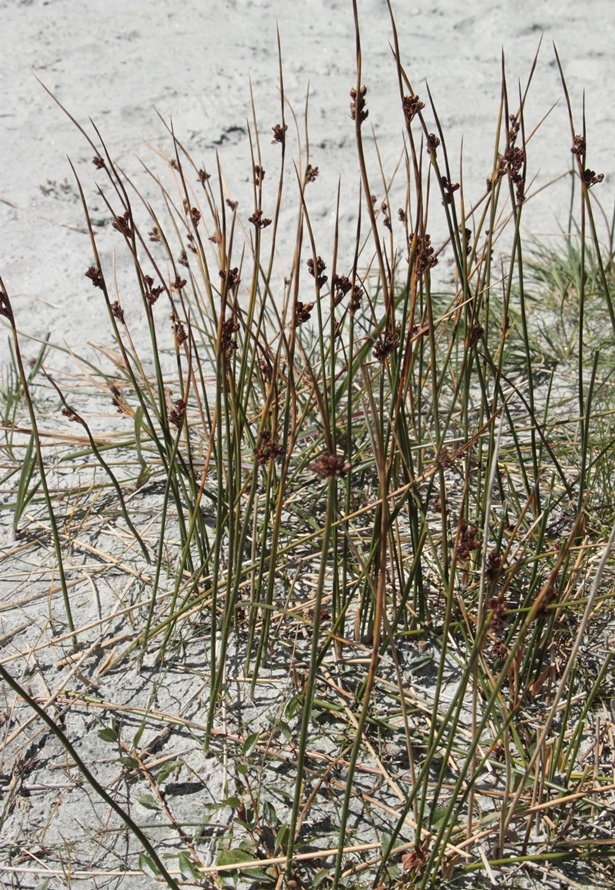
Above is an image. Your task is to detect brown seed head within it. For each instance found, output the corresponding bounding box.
[112,210,132,236]
[0,288,12,321]
[304,164,319,184]
[85,265,104,289]
[169,397,186,429]
[372,327,400,362]
[249,209,272,228]
[426,132,440,154]
[583,168,604,188]
[307,256,327,288]
[294,301,314,326]
[174,320,188,346]
[468,323,484,347]
[144,276,163,307]
[350,85,368,124]
[220,316,240,359]
[271,123,288,145]
[110,301,125,324]
[456,521,482,561]
[332,274,352,306]
[61,406,79,423]
[219,267,240,295]
[440,176,460,206]
[349,284,364,315]
[402,94,425,124]
[254,430,286,465]
[409,233,438,277]
[311,452,351,479]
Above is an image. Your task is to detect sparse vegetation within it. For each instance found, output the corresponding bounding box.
[1,2,614,888]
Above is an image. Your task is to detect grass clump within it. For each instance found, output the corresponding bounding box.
[1,3,615,888]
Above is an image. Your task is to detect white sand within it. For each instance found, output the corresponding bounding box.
[1,0,614,361]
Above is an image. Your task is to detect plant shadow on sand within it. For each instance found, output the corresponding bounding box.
[1,2,615,888]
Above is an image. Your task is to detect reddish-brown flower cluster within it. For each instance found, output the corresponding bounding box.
[110,384,124,413]
[440,176,460,206]
[174,320,188,347]
[85,265,104,289]
[426,132,440,155]
[332,274,352,306]
[505,147,528,180]
[535,584,559,618]
[304,164,319,184]
[502,117,526,204]
[571,134,586,157]
[61,405,79,423]
[372,326,400,361]
[271,123,288,145]
[112,210,132,236]
[486,154,508,192]
[169,397,186,430]
[488,593,508,630]
[461,226,472,256]
[349,284,364,315]
[294,301,314,326]
[350,85,368,124]
[107,386,123,417]
[410,233,438,278]
[490,640,508,664]
[486,549,502,581]
[311,452,351,479]
[171,275,187,292]
[197,168,211,184]
[436,447,458,470]
[468,323,484,347]
[219,266,240,296]
[583,168,604,188]
[402,93,425,124]
[253,430,286,465]
[307,256,328,288]
[0,288,11,321]
[148,226,161,243]
[220,316,239,359]
[144,275,163,307]
[110,301,125,324]
[92,155,106,169]
[249,209,272,228]
[456,521,481,560]
[253,164,265,186]
[381,200,391,230]
[258,356,273,382]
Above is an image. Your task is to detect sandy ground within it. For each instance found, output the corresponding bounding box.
[1,2,615,888]
[1,0,614,366]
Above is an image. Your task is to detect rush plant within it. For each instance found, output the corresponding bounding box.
[1,2,614,888]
